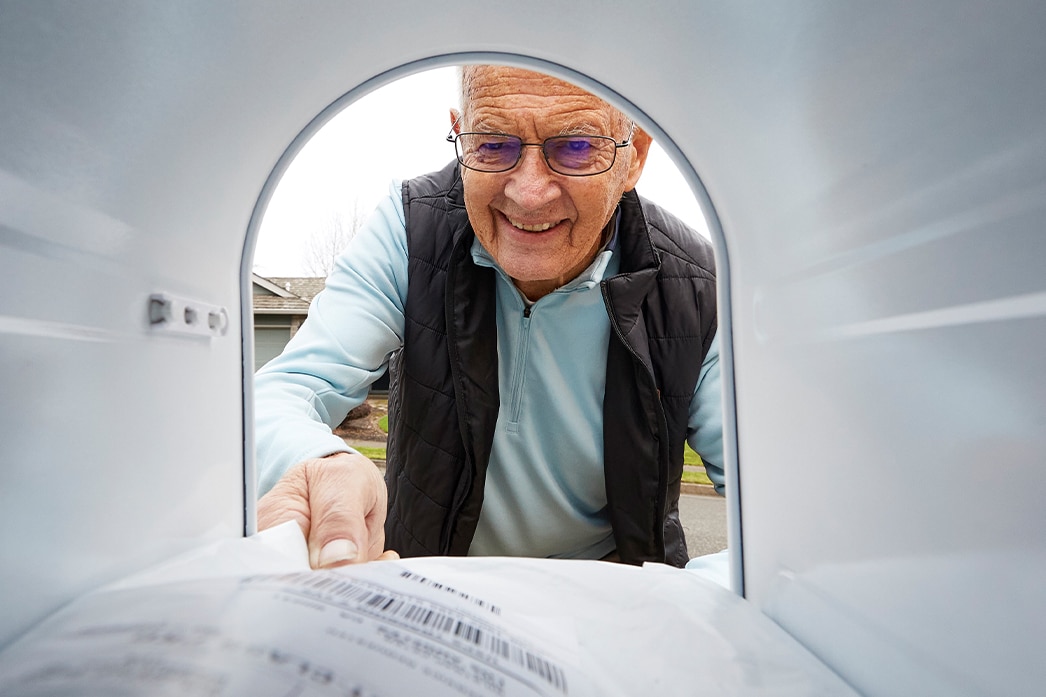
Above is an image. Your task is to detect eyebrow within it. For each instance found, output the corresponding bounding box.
[468,118,514,134]
[467,120,609,138]
[558,124,603,136]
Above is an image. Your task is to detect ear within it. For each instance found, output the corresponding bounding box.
[449,108,463,134]
[623,125,653,191]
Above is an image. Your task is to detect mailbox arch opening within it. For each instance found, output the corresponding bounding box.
[241,54,742,591]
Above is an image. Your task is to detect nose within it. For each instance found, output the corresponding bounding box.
[503,144,561,210]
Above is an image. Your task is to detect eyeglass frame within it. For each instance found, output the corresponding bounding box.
[446,120,636,177]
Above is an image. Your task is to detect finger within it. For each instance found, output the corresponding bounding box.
[363,470,390,561]
[304,453,388,569]
[376,550,400,561]
[256,463,311,535]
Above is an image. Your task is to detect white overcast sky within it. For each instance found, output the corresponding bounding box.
[253,67,707,277]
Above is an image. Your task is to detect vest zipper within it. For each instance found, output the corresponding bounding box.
[600,280,671,560]
[442,454,473,554]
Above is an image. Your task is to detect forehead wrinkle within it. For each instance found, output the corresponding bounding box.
[464,66,591,102]
[469,104,617,138]
[463,66,624,138]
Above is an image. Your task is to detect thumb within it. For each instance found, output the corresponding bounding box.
[302,452,389,568]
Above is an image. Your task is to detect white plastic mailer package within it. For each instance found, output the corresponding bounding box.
[0,523,857,696]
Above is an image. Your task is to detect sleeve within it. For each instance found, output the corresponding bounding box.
[686,330,725,494]
[253,182,408,495]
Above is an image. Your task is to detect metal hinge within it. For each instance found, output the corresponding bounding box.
[148,292,228,338]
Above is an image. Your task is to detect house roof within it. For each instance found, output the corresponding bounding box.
[252,274,326,314]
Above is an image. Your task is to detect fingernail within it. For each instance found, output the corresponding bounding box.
[318,539,358,567]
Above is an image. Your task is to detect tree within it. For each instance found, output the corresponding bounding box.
[303,201,365,277]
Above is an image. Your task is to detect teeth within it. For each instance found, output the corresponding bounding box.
[509,218,556,232]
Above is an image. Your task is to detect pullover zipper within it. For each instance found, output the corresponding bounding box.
[507,303,533,432]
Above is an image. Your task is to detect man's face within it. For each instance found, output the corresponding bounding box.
[454,67,651,300]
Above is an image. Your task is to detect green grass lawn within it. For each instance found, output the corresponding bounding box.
[682,469,713,486]
[682,443,712,486]
[346,414,388,461]
[683,442,702,466]
[354,445,387,461]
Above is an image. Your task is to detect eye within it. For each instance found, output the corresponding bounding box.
[462,135,522,169]
[544,136,600,171]
[547,137,596,156]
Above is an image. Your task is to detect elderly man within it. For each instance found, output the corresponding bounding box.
[255,65,722,570]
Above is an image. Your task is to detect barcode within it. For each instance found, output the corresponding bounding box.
[251,573,568,694]
[452,621,568,692]
[398,570,502,615]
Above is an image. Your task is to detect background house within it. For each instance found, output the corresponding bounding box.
[251,273,390,392]
[251,274,324,371]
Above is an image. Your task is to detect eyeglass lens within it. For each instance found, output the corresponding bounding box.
[456,134,617,175]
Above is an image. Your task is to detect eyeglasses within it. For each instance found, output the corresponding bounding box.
[447,122,635,176]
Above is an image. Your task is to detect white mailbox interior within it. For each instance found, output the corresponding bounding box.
[1,2,1044,695]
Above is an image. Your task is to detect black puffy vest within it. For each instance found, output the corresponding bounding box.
[384,162,717,567]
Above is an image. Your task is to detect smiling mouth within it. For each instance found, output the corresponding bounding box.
[507,216,561,232]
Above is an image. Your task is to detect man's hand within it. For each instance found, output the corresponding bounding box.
[257,452,399,568]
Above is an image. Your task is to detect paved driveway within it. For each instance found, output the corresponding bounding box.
[679,493,728,558]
